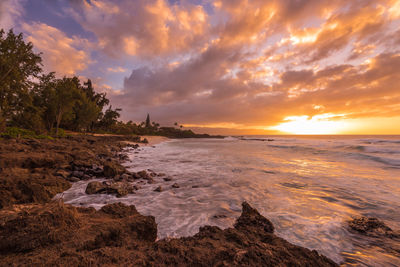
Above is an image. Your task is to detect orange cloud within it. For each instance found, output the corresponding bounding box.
[22,22,91,76]
[61,0,400,134]
[69,0,209,57]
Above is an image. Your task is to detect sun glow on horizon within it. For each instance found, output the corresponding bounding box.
[270,114,349,135]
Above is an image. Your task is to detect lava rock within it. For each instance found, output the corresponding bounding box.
[234,201,274,233]
[103,161,125,178]
[154,186,163,192]
[85,181,105,194]
[55,170,70,179]
[72,171,84,178]
[348,216,400,238]
[82,174,91,180]
[67,177,80,183]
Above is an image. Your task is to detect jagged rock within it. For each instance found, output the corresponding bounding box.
[154,186,163,192]
[234,201,274,233]
[109,182,135,197]
[85,181,135,197]
[72,171,84,178]
[136,170,151,179]
[213,214,228,219]
[67,177,80,183]
[103,161,125,178]
[0,202,337,266]
[120,173,130,180]
[85,181,105,194]
[348,216,400,238]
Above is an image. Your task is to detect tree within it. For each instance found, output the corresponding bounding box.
[0,29,42,125]
[33,72,57,131]
[53,77,80,135]
[145,113,151,128]
[72,93,101,132]
[97,106,121,131]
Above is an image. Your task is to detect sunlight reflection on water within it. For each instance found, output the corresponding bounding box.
[59,136,400,266]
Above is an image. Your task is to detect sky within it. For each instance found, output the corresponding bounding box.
[1,0,399,135]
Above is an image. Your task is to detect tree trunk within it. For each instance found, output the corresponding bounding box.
[56,109,63,136]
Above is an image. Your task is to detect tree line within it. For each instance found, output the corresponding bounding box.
[0,29,218,138]
[0,29,124,135]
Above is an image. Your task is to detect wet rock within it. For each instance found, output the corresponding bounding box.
[85,181,105,194]
[71,171,84,178]
[154,186,163,192]
[120,173,131,180]
[172,183,180,188]
[103,161,125,178]
[234,202,274,234]
[102,181,112,186]
[213,214,228,219]
[118,153,129,161]
[113,174,122,181]
[348,216,400,238]
[100,202,138,218]
[109,182,136,197]
[85,181,135,197]
[126,143,139,149]
[67,177,80,183]
[136,170,151,179]
[133,184,141,190]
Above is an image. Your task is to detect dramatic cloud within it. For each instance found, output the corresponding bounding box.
[110,0,399,131]
[68,0,209,58]
[22,22,92,76]
[7,0,400,133]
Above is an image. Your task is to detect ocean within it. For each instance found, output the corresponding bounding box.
[60,135,400,266]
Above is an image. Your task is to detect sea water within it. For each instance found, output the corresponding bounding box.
[59,136,400,266]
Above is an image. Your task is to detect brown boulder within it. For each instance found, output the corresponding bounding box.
[348,216,400,238]
[85,181,136,197]
[103,161,125,177]
[85,181,105,194]
[108,182,135,197]
[234,201,274,233]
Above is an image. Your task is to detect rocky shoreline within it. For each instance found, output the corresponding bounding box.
[1,134,387,266]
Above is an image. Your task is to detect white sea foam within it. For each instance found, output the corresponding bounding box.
[58,136,400,265]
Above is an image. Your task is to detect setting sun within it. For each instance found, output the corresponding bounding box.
[270,114,349,135]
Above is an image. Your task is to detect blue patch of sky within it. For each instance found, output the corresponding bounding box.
[23,0,96,40]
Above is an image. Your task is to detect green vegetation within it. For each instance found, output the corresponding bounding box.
[0,29,222,139]
[0,127,53,139]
